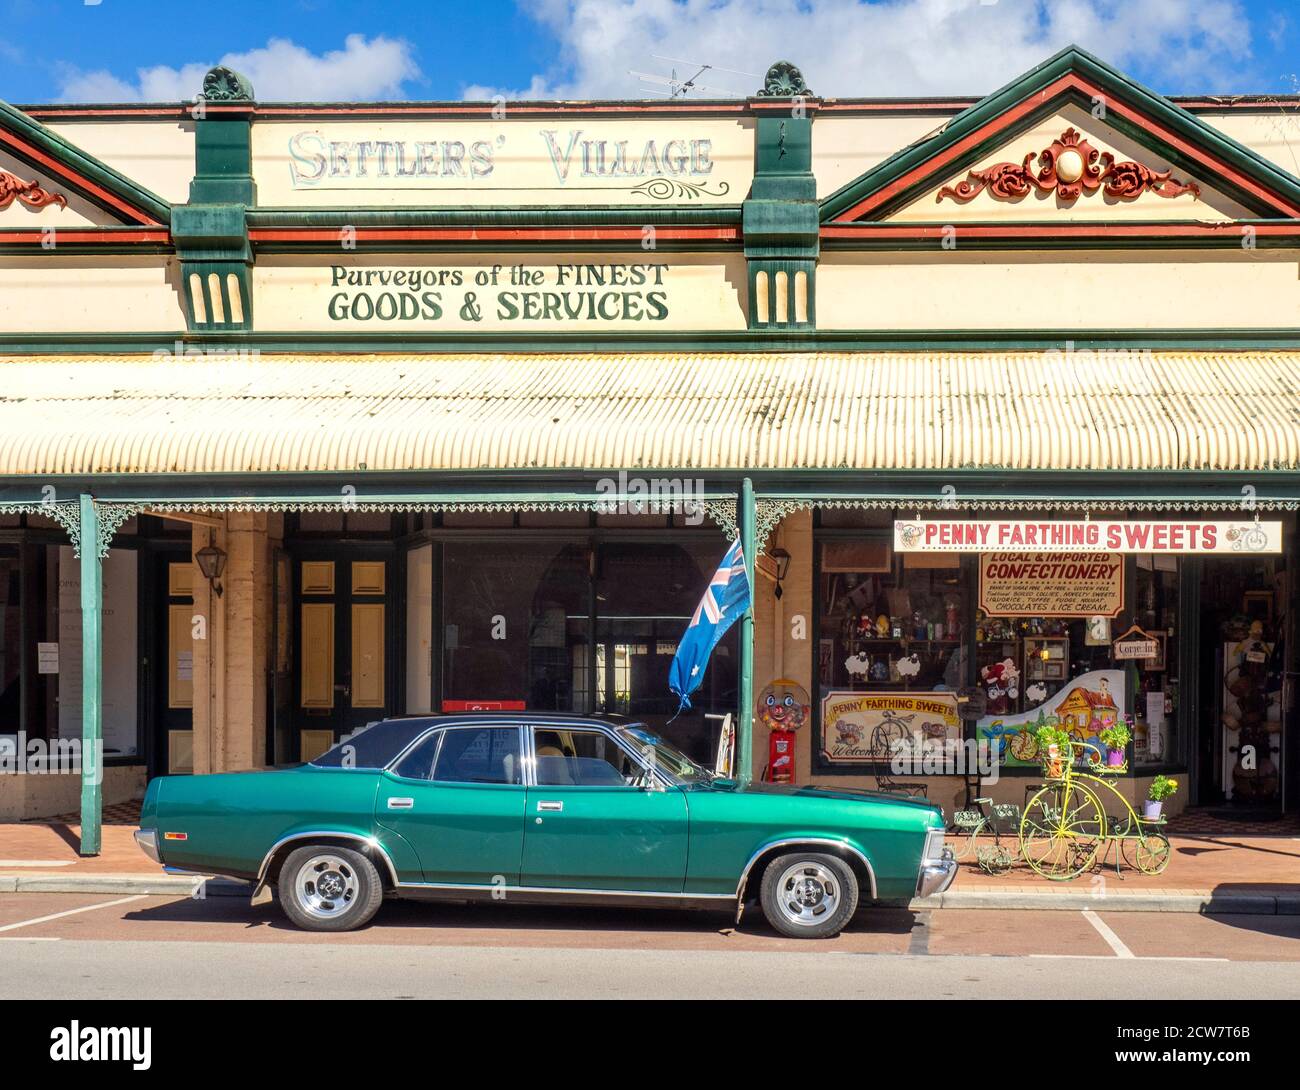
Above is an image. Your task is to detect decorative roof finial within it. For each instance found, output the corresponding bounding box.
[200,66,255,102]
[756,60,812,98]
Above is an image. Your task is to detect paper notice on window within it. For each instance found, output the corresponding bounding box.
[37,643,59,674]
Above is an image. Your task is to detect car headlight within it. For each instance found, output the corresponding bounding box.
[923,828,947,863]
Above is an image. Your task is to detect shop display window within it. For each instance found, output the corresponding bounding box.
[819,544,966,693]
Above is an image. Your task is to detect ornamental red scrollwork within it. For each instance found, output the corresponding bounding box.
[937,127,1200,203]
[0,169,68,212]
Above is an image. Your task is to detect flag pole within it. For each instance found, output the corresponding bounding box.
[736,478,756,783]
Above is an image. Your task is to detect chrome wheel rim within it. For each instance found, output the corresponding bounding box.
[775,861,839,927]
[295,855,358,919]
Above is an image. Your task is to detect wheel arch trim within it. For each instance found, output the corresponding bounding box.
[736,837,878,901]
[256,831,400,888]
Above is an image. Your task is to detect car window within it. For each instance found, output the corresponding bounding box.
[533,729,642,787]
[310,719,433,769]
[432,727,521,785]
[390,731,441,780]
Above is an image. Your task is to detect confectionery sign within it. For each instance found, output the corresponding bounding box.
[979,552,1125,618]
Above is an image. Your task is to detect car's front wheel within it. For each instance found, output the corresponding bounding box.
[277,845,384,932]
[759,852,859,939]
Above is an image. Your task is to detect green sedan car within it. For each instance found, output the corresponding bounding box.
[135,713,955,938]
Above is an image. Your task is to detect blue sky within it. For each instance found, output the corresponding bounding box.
[3,0,1297,104]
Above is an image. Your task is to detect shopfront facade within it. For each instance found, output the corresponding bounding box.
[2,47,1300,841]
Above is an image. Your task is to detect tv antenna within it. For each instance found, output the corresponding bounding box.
[628,55,759,98]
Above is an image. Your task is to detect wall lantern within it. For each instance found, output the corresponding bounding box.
[769,547,791,600]
[195,541,228,598]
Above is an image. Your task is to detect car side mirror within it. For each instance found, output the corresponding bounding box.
[637,767,664,792]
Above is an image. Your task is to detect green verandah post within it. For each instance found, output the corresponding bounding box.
[736,478,756,783]
[79,494,102,856]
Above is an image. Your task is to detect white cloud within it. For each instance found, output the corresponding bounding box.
[469,0,1256,100]
[57,34,421,103]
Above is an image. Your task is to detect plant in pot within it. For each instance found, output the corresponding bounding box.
[1098,720,1131,767]
[1035,722,1074,778]
[1145,774,1179,820]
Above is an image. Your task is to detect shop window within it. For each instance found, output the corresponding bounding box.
[594,541,736,762]
[819,541,966,695]
[441,542,588,712]
[1133,556,1180,769]
[0,547,19,734]
[56,547,139,758]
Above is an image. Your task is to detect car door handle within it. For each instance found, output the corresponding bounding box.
[536,800,564,813]
[387,797,414,810]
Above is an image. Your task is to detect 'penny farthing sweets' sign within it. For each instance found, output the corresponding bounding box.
[895,519,1283,554]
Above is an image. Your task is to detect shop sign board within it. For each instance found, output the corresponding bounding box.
[254,253,747,332]
[979,553,1124,618]
[820,690,960,764]
[1112,624,1160,660]
[895,519,1283,554]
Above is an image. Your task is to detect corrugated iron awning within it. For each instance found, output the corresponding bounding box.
[1,351,1298,475]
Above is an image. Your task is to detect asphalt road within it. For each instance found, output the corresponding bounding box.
[2,893,1299,999]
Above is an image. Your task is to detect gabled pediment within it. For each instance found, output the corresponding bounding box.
[821,45,1300,224]
[0,100,171,231]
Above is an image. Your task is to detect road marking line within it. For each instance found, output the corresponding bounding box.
[0,860,75,868]
[1029,953,1228,962]
[1081,910,1135,958]
[0,895,146,934]
[0,936,60,942]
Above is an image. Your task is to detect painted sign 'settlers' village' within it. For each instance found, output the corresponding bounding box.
[286,128,721,186]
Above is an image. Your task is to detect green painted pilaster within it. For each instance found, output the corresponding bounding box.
[177,66,256,332]
[744,62,819,330]
[737,477,757,782]
[78,494,102,856]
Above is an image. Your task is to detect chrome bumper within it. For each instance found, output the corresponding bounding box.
[915,849,957,898]
[133,828,161,864]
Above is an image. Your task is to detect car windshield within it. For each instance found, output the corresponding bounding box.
[621,725,715,785]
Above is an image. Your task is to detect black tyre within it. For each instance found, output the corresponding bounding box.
[759,851,859,939]
[277,844,384,932]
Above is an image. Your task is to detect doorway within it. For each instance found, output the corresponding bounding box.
[1196,556,1287,813]
[291,550,396,761]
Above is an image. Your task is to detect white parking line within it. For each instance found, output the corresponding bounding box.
[1081,909,1135,958]
[0,860,75,868]
[0,895,146,935]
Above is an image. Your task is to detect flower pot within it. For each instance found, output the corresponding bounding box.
[1107,748,1125,767]
[1143,800,1163,820]
[1045,758,1065,778]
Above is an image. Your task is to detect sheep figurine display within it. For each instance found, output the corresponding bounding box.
[844,652,871,679]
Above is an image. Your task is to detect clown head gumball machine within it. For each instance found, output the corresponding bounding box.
[758,679,811,783]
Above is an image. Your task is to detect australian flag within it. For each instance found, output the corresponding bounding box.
[669,538,751,713]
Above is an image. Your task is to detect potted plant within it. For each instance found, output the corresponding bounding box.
[1036,722,1073,778]
[1098,721,1131,767]
[1145,775,1179,819]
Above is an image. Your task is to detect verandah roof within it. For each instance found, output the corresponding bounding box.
[1,351,1298,476]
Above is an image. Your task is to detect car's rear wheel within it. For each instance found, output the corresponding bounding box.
[277,845,383,932]
[759,851,859,939]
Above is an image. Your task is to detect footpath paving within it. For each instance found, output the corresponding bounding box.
[1,822,1297,913]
